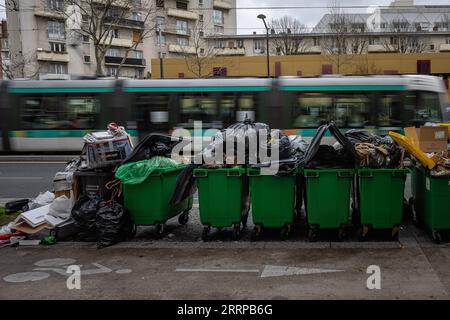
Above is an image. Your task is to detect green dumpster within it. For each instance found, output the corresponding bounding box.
[121,166,193,235]
[303,169,354,241]
[248,168,297,240]
[194,167,249,240]
[356,168,408,240]
[412,166,450,243]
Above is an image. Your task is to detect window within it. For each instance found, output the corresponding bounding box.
[200,48,205,54]
[380,23,387,29]
[178,93,218,127]
[413,92,443,123]
[199,0,204,5]
[156,0,164,8]
[213,9,224,25]
[199,31,204,37]
[176,37,189,46]
[49,42,66,52]
[447,37,450,45]
[430,44,435,51]
[369,37,377,45]
[377,94,403,126]
[107,67,119,77]
[49,63,67,74]
[48,0,63,10]
[214,25,224,34]
[135,69,144,79]
[84,55,91,63]
[176,20,188,35]
[135,50,144,59]
[199,14,204,22]
[82,35,89,42]
[156,16,165,30]
[106,48,120,57]
[131,12,141,21]
[294,93,333,127]
[313,37,320,46]
[108,29,119,38]
[334,94,371,128]
[176,1,188,10]
[215,40,225,48]
[237,40,244,48]
[253,39,264,52]
[157,34,166,45]
[48,21,65,40]
[21,96,100,129]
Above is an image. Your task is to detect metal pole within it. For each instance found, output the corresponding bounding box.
[266,28,270,78]
[158,28,164,79]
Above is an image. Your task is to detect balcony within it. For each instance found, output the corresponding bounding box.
[168,44,196,54]
[439,44,450,52]
[167,8,198,21]
[101,38,133,48]
[161,25,191,37]
[213,0,232,10]
[37,51,70,63]
[105,56,146,67]
[368,44,397,53]
[92,0,129,9]
[216,47,245,56]
[34,10,65,20]
[304,46,322,54]
[104,16,145,29]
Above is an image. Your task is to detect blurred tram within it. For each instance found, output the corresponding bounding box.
[0,75,448,152]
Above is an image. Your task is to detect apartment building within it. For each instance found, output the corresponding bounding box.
[6,0,237,79]
[206,0,450,57]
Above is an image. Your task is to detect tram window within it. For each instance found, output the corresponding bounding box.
[219,93,236,127]
[294,93,333,128]
[416,92,442,122]
[21,95,100,129]
[377,94,403,127]
[237,94,256,121]
[179,93,217,126]
[334,94,371,127]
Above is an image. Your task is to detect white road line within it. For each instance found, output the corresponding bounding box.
[0,177,44,180]
[175,268,260,273]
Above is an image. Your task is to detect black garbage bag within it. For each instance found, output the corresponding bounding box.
[96,201,133,249]
[122,133,187,164]
[5,199,29,214]
[170,164,197,205]
[71,196,101,242]
[304,122,358,168]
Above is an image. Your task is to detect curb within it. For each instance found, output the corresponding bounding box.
[0,155,78,162]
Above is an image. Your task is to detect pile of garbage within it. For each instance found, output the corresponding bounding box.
[345,129,402,168]
[389,124,450,176]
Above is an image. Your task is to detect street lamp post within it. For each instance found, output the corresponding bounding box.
[257,14,270,78]
[157,26,164,79]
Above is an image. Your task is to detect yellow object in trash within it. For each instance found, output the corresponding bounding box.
[388,131,437,170]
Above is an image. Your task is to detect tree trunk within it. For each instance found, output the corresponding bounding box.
[95,46,106,77]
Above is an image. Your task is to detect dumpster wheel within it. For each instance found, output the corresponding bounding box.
[431,230,442,244]
[337,227,347,242]
[307,226,319,242]
[231,224,241,241]
[178,211,190,225]
[201,226,211,241]
[280,225,291,241]
[251,225,262,241]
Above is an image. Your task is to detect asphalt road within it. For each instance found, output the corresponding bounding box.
[0,161,67,200]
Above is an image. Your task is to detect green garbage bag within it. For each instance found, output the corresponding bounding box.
[116,156,182,185]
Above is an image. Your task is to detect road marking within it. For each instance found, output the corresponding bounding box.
[176,265,346,278]
[0,177,44,180]
[175,268,260,273]
[260,265,345,278]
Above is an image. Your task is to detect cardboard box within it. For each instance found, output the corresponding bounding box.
[404,126,449,153]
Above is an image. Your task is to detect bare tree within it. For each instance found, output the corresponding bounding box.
[52,0,155,77]
[268,16,308,55]
[179,19,219,78]
[3,51,40,79]
[383,19,430,53]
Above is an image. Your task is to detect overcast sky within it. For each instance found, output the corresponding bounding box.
[1,0,449,33]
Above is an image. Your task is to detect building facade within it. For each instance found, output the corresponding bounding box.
[206,0,450,57]
[6,0,236,79]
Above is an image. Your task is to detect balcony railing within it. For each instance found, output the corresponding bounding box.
[105,56,146,66]
[104,16,145,29]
